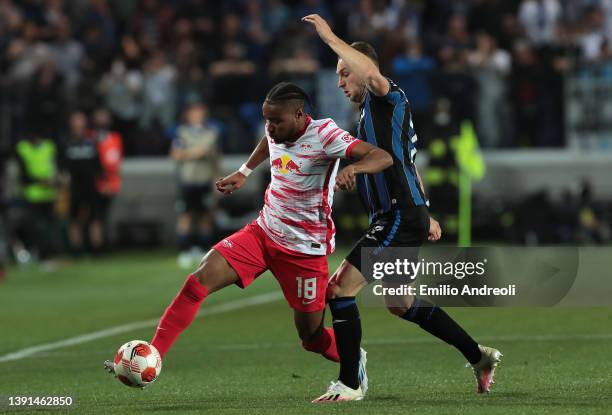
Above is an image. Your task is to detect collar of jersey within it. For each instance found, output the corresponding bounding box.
[283,115,311,146]
[297,115,312,139]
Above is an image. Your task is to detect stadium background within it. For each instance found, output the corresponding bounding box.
[1,1,611,414]
[1,0,611,254]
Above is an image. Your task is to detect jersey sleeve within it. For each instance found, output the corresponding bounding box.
[318,119,361,159]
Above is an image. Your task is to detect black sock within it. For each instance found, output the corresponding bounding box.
[329,297,361,390]
[401,298,482,364]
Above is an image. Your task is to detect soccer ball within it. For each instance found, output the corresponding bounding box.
[113,340,162,388]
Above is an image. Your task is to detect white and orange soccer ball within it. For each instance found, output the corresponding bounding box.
[113,340,162,388]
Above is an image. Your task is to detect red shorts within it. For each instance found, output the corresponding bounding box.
[213,221,329,312]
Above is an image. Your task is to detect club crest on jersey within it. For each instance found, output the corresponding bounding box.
[300,142,312,151]
[271,154,302,174]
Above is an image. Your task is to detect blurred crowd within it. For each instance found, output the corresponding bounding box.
[1,0,612,156]
[1,0,612,271]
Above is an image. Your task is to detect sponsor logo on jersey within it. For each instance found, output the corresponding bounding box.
[271,154,302,174]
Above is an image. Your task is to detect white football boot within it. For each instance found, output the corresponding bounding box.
[103,359,116,376]
[312,380,364,403]
[469,345,502,393]
[358,347,368,395]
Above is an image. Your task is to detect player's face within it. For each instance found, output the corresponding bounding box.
[262,102,302,143]
[337,59,366,103]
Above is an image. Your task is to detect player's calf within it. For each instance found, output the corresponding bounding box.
[150,249,239,358]
[398,297,483,366]
[301,327,339,362]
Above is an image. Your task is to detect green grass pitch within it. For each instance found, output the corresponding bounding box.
[1,250,611,414]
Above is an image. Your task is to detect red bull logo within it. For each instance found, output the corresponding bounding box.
[271,154,302,174]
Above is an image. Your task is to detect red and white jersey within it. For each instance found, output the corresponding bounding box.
[257,116,360,256]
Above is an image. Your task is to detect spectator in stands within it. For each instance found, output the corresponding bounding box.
[140,51,177,130]
[468,32,512,147]
[269,47,319,95]
[391,38,436,125]
[0,0,605,155]
[347,0,387,46]
[209,42,256,108]
[518,0,562,47]
[99,58,143,156]
[264,0,290,35]
[25,59,65,139]
[169,103,219,269]
[577,6,609,62]
[78,0,116,68]
[510,40,543,146]
[432,14,476,123]
[50,17,83,96]
[92,108,123,254]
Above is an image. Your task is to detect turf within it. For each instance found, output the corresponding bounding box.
[0,250,611,414]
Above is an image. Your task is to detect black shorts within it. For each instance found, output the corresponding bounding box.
[69,187,97,220]
[177,184,212,214]
[346,206,430,283]
[93,194,114,221]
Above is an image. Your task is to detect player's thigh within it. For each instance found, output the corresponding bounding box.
[327,260,368,299]
[269,251,329,314]
[192,249,240,293]
[211,221,269,291]
[293,309,325,342]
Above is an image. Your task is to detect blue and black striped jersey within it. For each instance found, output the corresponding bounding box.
[356,78,428,221]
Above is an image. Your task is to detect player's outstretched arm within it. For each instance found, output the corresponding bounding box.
[302,14,389,96]
[335,141,392,191]
[216,136,269,195]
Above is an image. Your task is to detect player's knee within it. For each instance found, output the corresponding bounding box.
[191,266,210,289]
[325,282,342,300]
[387,305,410,317]
[325,278,364,300]
[297,323,322,345]
[192,251,225,293]
[300,330,321,346]
[386,295,416,317]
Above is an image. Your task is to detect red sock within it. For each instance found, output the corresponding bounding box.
[151,275,208,358]
[302,327,339,362]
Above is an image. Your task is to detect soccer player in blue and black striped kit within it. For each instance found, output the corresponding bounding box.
[303,14,502,402]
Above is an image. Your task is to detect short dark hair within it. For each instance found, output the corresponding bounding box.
[350,41,379,67]
[265,82,311,107]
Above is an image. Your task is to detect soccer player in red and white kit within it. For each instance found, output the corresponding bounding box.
[105,82,392,385]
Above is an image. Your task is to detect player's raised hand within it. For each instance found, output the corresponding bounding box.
[216,171,247,195]
[301,14,336,44]
[335,165,356,191]
[428,217,442,242]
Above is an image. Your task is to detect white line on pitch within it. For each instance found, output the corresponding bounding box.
[8,332,612,359]
[0,291,283,363]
